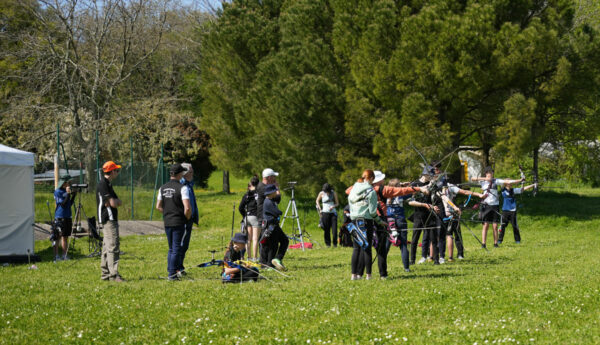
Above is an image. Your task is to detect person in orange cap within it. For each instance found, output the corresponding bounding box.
[97,160,124,282]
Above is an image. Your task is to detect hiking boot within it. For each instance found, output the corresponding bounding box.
[417,257,427,264]
[271,258,286,271]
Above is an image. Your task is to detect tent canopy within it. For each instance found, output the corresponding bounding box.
[0,144,35,167]
[0,144,35,259]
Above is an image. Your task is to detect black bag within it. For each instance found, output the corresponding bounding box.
[338,223,353,247]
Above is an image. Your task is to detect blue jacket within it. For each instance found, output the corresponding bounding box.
[180,178,199,224]
[54,188,74,219]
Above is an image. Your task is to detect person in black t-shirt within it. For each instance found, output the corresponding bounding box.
[97,161,124,282]
[157,163,191,280]
[239,175,260,261]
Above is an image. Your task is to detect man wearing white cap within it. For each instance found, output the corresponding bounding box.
[256,168,280,266]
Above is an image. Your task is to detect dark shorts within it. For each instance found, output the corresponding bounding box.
[481,205,499,223]
[55,218,73,237]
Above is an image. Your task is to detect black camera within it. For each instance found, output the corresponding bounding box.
[71,183,88,190]
[287,181,297,185]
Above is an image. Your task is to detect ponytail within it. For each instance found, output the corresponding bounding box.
[358,169,375,183]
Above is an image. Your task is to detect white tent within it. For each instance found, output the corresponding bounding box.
[0,144,35,259]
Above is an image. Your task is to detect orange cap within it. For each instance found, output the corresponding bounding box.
[102,161,121,173]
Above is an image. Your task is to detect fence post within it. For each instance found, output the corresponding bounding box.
[95,130,100,183]
[55,123,60,189]
[150,143,164,221]
[130,136,134,220]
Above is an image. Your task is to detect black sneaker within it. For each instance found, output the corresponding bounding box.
[482,244,487,249]
[494,243,499,248]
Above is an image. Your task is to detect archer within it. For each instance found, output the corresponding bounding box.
[470,167,522,248]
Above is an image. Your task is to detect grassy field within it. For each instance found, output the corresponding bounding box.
[5,176,600,344]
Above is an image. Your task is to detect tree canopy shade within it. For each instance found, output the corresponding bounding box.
[200,0,600,191]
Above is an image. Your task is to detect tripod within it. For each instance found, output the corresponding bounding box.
[70,188,102,257]
[280,183,317,251]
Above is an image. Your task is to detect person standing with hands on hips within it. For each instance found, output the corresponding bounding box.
[97,161,124,282]
[157,164,191,281]
[316,183,340,247]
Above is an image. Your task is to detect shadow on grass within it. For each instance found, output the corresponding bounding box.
[388,271,467,280]
[518,190,600,220]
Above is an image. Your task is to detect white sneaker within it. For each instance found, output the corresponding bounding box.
[417,257,427,264]
[439,257,445,264]
[457,255,464,260]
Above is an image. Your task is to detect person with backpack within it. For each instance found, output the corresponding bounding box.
[315,183,340,247]
[239,176,260,261]
[347,170,425,280]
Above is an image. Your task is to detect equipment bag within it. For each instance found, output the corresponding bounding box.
[346,218,369,250]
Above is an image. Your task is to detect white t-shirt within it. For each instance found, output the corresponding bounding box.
[480,179,505,206]
[441,185,461,217]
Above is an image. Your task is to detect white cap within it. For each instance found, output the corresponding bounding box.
[181,163,193,173]
[373,170,386,184]
[262,168,279,178]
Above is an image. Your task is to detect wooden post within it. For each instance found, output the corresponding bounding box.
[223,170,230,194]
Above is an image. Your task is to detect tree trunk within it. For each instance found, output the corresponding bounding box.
[223,170,230,194]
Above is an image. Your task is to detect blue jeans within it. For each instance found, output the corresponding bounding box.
[165,225,185,277]
[180,222,194,271]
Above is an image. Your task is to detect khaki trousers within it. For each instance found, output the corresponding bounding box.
[101,221,120,280]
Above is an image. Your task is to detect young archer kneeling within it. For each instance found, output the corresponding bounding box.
[222,232,259,283]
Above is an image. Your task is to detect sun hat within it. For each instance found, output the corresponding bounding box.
[232,232,248,244]
[262,168,279,178]
[373,170,386,184]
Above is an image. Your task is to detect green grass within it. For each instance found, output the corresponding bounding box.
[6,179,600,344]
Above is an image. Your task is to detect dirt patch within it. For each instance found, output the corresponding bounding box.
[34,221,165,241]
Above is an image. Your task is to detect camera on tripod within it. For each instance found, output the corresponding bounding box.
[284,181,297,190]
[71,183,88,191]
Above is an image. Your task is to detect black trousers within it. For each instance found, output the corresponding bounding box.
[410,215,425,263]
[437,219,447,259]
[351,219,374,275]
[374,225,390,277]
[446,219,464,258]
[260,225,289,266]
[410,212,439,262]
[499,210,521,242]
[321,212,338,247]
